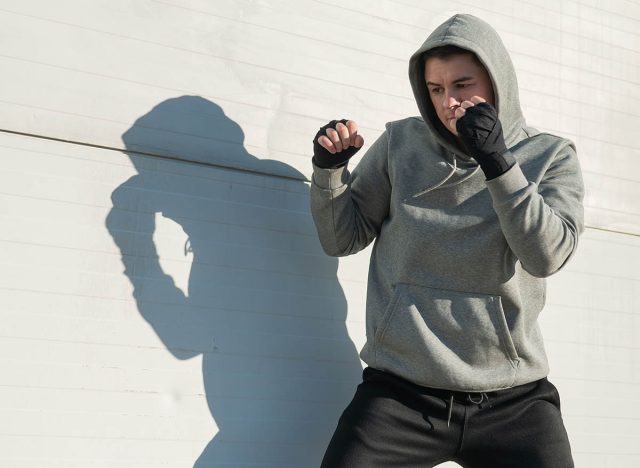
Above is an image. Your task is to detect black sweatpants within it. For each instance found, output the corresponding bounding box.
[321,367,574,468]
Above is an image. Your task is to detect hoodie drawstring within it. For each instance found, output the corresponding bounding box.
[409,157,481,200]
[446,392,491,427]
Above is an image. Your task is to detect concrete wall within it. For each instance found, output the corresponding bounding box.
[0,1,638,466]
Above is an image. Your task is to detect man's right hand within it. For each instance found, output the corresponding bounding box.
[312,119,364,169]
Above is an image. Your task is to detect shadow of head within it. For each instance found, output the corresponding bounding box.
[121,94,303,180]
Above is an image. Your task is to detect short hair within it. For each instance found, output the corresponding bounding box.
[421,44,482,67]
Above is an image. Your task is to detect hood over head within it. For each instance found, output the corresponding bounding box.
[409,14,527,167]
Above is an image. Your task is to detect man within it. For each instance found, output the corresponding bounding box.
[310,13,583,468]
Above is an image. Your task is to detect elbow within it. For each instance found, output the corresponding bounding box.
[521,220,581,278]
[521,260,562,279]
[318,238,352,258]
[521,240,579,278]
[318,231,371,257]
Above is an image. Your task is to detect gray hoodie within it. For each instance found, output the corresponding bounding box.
[309,14,585,392]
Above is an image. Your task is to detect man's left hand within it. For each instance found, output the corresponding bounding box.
[454,97,516,180]
[455,97,508,161]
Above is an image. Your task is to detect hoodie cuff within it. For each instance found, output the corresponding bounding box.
[485,162,531,204]
[480,150,517,181]
[311,160,350,190]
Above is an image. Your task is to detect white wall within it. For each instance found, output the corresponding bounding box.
[0,0,638,466]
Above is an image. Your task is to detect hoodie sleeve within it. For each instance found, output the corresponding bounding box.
[484,143,585,278]
[309,129,391,257]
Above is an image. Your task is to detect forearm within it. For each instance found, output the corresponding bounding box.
[486,163,584,277]
[310,162,379,257]
[309,127,391,257]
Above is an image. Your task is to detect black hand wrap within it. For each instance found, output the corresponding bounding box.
[312,119,361,169]
[455,103,516,180]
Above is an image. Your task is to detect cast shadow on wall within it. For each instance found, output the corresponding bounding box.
[105,96,362,467]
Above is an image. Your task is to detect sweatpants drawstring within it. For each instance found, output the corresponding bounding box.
[467,392,490,408]
[446,392,491,428]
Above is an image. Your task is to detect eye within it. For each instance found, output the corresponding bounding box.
[429,87,443,95]
[456,82,472,88]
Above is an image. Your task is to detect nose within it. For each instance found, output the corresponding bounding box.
[443,95,460,110]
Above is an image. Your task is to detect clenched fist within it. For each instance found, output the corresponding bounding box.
[455,99,516,180]
[312,119,364,169]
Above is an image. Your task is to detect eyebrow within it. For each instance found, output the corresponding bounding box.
[426,76,474,87]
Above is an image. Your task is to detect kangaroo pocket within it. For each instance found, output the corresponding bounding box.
[373,283,520,391]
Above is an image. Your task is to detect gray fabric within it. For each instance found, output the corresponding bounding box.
[309,14,585,392]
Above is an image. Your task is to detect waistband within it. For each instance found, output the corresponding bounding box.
[362,366,545,426]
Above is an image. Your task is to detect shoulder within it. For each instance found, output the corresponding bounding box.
[376,118,445,177]
[513,131,582,188]
[515,128,578,164]
[384,116,427,132]
[383,116,437,150]
[521,127,576,154]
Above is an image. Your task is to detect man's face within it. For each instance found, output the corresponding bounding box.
[424,53,495,136]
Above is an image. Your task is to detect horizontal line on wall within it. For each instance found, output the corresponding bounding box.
[0,187,317,236]
[585,225,640,238]
[0,286,350,323]
[582,169,640,184]
[572,452,640,456]
[0,383,352,408]
[0,431,317,447]
[0,95,392,151]
[0,159,313,213]
[0,139,314,198]
[0,128,309,183]
[584,204,640,218]
[0,335,358,367]
[0,382,205,397]
[0,431,212,443]
[0,238,342,285]
[554,375,640,387]
[545,338,640,351]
